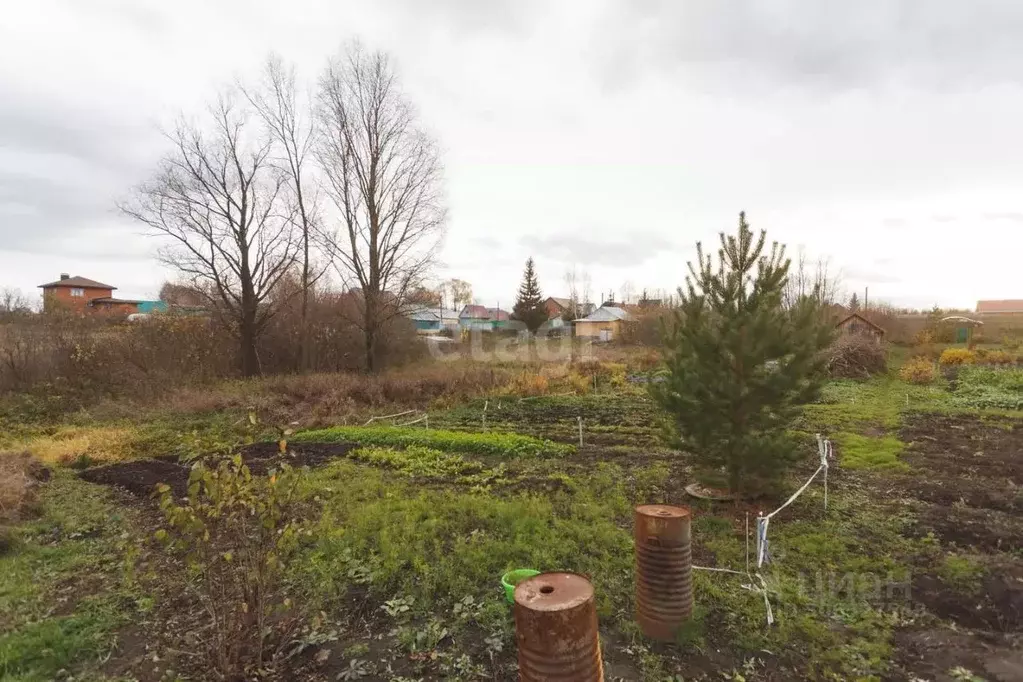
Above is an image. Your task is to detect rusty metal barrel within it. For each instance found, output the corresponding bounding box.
[513,572,603,682]
[635,504,693,641]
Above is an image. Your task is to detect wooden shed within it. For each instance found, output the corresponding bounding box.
[835,312,885,342]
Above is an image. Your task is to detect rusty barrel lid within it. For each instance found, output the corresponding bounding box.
[514,573,603,681]
[514,571,594,611]
[635,504,691,543]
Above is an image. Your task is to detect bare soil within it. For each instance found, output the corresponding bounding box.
[884,412,1023,682]
[78,441,356,499]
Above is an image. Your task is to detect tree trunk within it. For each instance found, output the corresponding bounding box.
[240,322,260,377]
[364,325,376,373]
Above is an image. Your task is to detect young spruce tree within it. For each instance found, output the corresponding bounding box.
[651,213,834,496]
[512,257,548,333]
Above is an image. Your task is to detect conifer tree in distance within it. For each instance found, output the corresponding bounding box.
[651,212,834,496]
[511,257,547,333]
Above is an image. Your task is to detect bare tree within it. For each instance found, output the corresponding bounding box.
[121,96,299,376]
[620,280,635,305]
[784,248,842,309]
[0,288,33,316]
[443,278,473,310]
[317,43,446,371]
[241,54,324,372]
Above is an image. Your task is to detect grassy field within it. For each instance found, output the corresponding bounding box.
[1,354,1022,681]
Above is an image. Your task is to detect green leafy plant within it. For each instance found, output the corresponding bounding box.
[294,425,573,458]
[951,366,1023,410]
[154,455,305,678]
[651,212,834,495]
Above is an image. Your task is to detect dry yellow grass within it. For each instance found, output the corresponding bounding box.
[9,426,135,466]
[0,452,42,524]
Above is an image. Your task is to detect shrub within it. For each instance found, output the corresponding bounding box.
[898,357,936,385]
[294,425,574,458]
[983,350,1015,365]
[154,456,304,678]
[825,335,888,379]
[913,329,934,346]
[939,348,976,366]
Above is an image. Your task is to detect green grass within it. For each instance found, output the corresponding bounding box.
[294,425,575,458]
[291,460,633,623]
[350,445,510,487]
[0,473,142,680]
[832,432,908,471]
[939,555,985,592]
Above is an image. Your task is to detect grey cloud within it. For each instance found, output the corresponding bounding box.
[591,0,1023,92]
[521,232,676,267]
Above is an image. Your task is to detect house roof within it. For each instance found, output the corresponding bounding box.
[835,312,886,334]
[409,307,460,322]
[88,297,142,305]
[459,305,510,320]
[574,306,633,323]
[38,275,116,290]
[976,299,1023,314]
[546,296,572,309]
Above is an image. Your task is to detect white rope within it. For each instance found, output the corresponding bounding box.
[363,409,418,426]
[754,434,833,570]
[693,565,747,576]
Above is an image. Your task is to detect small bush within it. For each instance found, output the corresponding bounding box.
[825,335,888,379]
[294,425,574,458]
[899,357,937,385]
[983,349,1015,365]
[939,348,976,366]
[154,456,304,678]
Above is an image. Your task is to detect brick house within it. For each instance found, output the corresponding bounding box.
[38,274,143,315]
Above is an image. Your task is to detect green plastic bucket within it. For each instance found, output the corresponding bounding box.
[501,569,540,604]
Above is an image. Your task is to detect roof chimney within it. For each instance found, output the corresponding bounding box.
[60,273,70,280]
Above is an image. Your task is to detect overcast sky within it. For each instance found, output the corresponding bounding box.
[3,0,1023,310]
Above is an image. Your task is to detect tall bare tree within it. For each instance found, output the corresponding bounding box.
[317,43,446,371]
[241,54,323,372]
[121,96,299,376]
[784,248,842,309]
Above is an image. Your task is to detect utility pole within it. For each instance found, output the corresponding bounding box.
[865,287,869,310]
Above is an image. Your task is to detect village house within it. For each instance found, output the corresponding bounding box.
[573,305,634,341]
[408,307,460,334]
[38,273,163,315]
[458,304,511,331]
[976,299,1023,315]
